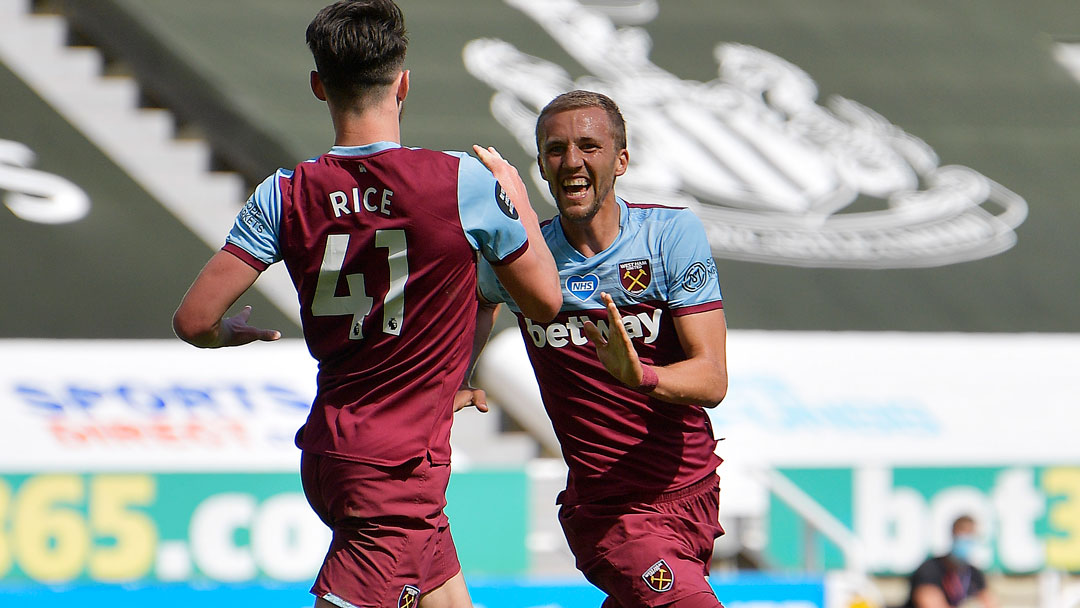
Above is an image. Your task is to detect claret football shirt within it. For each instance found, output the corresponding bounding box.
[225,142,529,465]
[478,197,724,503]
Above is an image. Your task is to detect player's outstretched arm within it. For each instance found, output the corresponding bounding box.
[173,251,281,348]
[584,292,727,407]
[473,145,561,322]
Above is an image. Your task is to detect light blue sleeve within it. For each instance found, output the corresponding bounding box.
[662,209,723,309]
[476,255,510,305]
[451,152,529,263]
[224,170,288,266]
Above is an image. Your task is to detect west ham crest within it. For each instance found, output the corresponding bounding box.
[642,559,674,592]
[619,259,651,295]
[398,585,420,608]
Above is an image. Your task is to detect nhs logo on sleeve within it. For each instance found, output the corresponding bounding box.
[566,274,599,301]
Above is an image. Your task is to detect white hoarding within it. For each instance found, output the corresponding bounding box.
[479,329,1080,467]
[0,339,317,471]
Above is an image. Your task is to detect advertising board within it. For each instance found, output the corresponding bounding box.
[769,466,1080,575]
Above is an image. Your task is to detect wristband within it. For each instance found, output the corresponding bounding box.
[635,365,659,393]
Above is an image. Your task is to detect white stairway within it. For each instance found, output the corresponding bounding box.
[0,0,300,322]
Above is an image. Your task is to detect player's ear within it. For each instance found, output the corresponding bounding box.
[311,71,327,101]
[396,70,410,104]
[614,147,629,177]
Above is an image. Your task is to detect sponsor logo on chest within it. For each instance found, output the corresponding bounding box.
[524,308,663,348]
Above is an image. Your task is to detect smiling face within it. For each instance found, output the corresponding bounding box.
[537,106,629,224]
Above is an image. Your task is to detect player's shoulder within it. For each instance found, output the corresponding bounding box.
[324,145,460,168]
[412,146,464,161]
[440,149,488,175]
[538,216,562,245]
[438,149,470,161]
[625,200,686,213]
[282,154,325,179]
[371,146,463,170]
[624,199,701,231]
[625,199,688,218]
[449,150,500,199]
[251,166,297,200]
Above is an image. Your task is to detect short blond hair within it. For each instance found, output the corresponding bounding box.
[536,90,627,151]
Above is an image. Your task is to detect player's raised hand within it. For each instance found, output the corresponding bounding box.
[472,144,537,220]
[454,386,490,413]
[583,292,645,388]
[218,305,281,347]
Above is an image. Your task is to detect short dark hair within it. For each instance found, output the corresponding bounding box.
[952,515,975,536]
[536,90,627,151]
[306,0,408,107]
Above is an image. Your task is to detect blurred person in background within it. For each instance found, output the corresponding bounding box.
[901,515,1000,608]
[466,90,728,608]
[172,1,560,607]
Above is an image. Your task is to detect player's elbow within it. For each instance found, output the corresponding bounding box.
[701,386,727,408]
[513,276,563,322]
[172,308,215,348]
[522,286,562,322]
[519,302,559,323]
[700,368,728,408]
[494,260,563,322]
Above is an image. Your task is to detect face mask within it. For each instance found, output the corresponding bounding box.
[952,535,977,562]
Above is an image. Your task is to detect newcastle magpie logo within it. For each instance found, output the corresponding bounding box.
[464,0,1028,269]
[398,585,420,608]
[642,559,674,592]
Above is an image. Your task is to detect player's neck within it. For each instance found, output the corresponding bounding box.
[562,197,621,257]
[329,101,403,147]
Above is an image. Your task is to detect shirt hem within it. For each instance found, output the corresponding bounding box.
[671,300,723,316]
[489,239,529,266]
[222,242,270,271]
[559,460,723,506]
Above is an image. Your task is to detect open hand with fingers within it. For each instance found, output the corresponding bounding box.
[582,292,647,389]
[218,305,281,347]
[454,386,490,413]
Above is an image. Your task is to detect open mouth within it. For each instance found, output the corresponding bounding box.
[562,176,591,199]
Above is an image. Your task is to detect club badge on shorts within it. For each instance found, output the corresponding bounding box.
[642,559,674,592]
[619,259,651,296]
[398,585,420,608]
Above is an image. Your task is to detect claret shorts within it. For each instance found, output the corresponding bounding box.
[301,451,461,608]
[558,473,724,608]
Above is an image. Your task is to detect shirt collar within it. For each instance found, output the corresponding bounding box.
[553,196,627,261]
[328,141,401,156]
